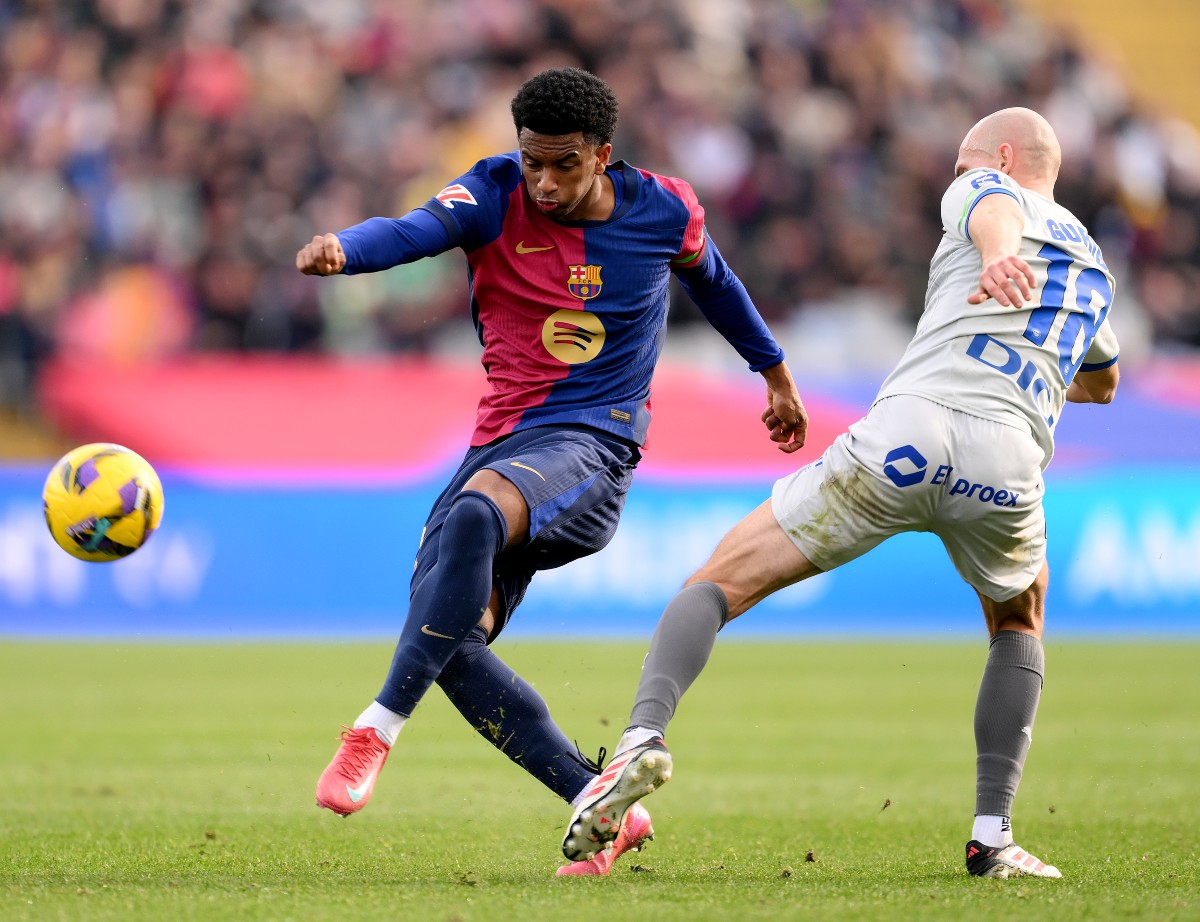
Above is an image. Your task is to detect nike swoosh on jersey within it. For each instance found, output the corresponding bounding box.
[516,241,555,254]
[421,624,456,639]
[345,771,377,803]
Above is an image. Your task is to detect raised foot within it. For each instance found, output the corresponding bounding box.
[562,738,673,862]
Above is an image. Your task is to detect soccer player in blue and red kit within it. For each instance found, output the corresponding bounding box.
[296,67,807,875]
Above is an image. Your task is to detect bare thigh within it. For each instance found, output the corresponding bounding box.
[686,500,822,620]
[977,560,1049,638]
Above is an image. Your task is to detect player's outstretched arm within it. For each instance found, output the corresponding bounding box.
[965,195,1035,308]
[296,233,347,276]
[1066,364,1119,404]
[759,361,808,453]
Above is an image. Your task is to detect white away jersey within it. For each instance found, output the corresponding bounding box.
[875,167,1119,467]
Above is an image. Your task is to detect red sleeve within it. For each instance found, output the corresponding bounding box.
[650,173,707,267]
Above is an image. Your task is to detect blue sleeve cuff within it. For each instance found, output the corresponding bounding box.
[748,352,785,373]
[963,187,1021,241]
[1080,354,1118,372]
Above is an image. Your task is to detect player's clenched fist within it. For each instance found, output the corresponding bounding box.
[296,233,346,276]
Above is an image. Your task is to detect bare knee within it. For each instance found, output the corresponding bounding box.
[681,504,821,621]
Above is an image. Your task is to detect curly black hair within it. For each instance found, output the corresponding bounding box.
[510,67,619,147]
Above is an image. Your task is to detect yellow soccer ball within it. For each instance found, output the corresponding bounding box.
[43,443,165,562]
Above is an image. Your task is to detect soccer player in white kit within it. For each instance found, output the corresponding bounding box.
[562,108,1120,879]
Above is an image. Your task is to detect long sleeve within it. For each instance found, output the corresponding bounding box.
[337,207,453,275]
[674,236,785,372]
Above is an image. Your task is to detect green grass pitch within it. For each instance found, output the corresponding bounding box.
[1,638,1196,921]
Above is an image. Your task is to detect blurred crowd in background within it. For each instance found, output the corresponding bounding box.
[2,0,1200,410]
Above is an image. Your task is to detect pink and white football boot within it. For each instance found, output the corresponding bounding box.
[315,726,391,816]
[966,840,1062,878]
[556,802,655,877]
[562,738,672,862]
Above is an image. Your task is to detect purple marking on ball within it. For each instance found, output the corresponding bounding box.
[118,479,140,515]
[75,458,101,491]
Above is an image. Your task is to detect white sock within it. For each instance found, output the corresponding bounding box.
[616,725,662,755]
[972,814,1013,848]
[353,700,407,747]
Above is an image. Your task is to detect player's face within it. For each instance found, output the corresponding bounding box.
[518,130,612,222]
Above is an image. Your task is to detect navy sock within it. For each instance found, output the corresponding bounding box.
[437,626,598,802]
[376,491,506,717]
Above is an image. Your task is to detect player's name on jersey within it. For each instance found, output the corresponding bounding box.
[1044,220,1106,266]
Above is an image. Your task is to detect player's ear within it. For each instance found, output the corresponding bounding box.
[998,142,1015,175]
[594,143,613,172]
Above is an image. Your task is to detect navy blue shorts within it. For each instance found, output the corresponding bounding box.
[411,425,641,631]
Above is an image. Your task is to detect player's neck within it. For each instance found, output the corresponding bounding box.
[574,173,615,222]
[1014,171,1055,200]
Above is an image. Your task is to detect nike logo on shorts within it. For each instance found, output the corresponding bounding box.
[510,461,545,480]
[421,624,456,639]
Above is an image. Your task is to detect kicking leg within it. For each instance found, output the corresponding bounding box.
[374,489,509,719]
[436,623,598,803]
[316,473,527,817]
[435,620,659,878]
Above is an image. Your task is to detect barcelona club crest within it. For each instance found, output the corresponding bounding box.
[567,265,603,301]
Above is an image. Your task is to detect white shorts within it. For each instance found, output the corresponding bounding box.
[771,395,1046,602]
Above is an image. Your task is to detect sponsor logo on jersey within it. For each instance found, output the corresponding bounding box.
[966,334,1055,426]
[946,477,1019,505]
[970,170,1004,189]
[567,264,603,301]
[542,309,606,364]
[882,445,928,487]
[884,448,1021,506]
[435,183,477,209]
[931,463,1020,505]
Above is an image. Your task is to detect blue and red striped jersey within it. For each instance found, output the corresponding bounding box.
[339,151,783,447]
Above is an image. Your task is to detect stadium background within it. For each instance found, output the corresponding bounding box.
[1,0,1198,638]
